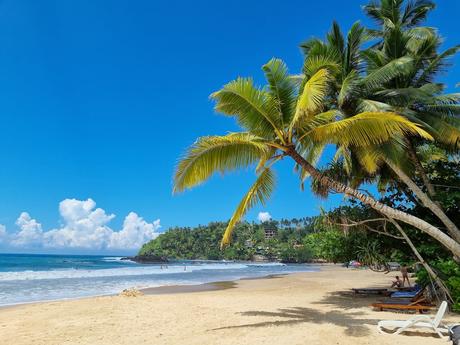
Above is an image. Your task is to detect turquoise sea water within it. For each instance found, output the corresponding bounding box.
[0,254,318,306]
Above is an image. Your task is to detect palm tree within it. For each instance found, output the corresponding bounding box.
[364,0,435,35]
[362,0,460,198]
[300,12,460,242]
[173,59,460,258]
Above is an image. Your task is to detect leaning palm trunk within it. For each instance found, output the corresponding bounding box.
[384,159,460,243]
[174,59,460,261]
[388,218,454,304]
[286,147,460,259]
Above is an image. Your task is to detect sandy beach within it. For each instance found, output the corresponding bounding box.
[0,265,456,345]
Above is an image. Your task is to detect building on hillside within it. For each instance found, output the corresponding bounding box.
[263,223,278,240]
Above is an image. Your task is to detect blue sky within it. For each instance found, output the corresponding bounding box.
[0,0,458,253]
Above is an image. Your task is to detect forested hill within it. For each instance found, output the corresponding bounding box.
[138,218,316,262]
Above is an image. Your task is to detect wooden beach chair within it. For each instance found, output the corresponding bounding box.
[377,301,448,337]
[371,297,435,314]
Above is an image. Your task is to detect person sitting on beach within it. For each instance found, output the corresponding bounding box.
[391,276,402,288]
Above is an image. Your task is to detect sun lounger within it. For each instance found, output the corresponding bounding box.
[377,301,448,337]
[390,284,424,299]
[395,283,421,291]
[371,297,435,313]
[351,288,389,295]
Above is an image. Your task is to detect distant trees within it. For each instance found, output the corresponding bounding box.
[139,218,316,263]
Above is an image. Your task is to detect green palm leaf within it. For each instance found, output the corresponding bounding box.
[338,71,360,107]
[210,78,283,140]
[361,56,413,91]
[415,45,460,85]
[173,133,269,193]
[356,99,395,113]
[290,69,330,137]
[308,111,433,147]
[418,113,460,148]
[262,58,296,124]
[221,168,276,247]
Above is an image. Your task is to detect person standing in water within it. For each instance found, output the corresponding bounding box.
[401,264,411,287]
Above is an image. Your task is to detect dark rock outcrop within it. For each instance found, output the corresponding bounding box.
[121,254,169,263]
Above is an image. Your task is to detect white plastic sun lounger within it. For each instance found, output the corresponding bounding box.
[377,301,448,338]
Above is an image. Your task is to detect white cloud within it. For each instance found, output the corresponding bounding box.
[11,212,44,247]
[258,211,272,223]
[3,198,161,251]
[109,212,161,249]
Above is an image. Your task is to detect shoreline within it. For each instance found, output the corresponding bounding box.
[141,273,286,295]
[1,265,455,345]
[0,271,296,309]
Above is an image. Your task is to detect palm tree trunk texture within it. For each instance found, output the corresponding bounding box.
[385,159,460,243]
[286,147,460,259]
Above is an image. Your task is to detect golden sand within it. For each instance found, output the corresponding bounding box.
[0,265,456,345]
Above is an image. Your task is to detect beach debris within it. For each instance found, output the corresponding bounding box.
[119,288,144,297]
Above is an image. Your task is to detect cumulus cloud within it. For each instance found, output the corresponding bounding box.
[258,211,272,223]
[12,212,44,247]
[4,198,161,251]
[109,212,161,249]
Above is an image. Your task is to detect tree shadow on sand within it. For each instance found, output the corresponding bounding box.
[211,307,375,337]
[311,290,383,311]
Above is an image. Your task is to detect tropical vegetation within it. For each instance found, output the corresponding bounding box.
[167,0,460,307]
[173,4,459,256]
[139,218,316,262]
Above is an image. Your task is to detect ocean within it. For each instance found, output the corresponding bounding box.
[0,253,318,306]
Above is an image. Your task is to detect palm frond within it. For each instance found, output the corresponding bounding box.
[302,55,339,80]
[375,87,431,106]
[173,133,270,193]
[262,58,297,125]
[406,28,438,56]
[418,113,460,149]
[333,146,353,175]
[361,56,413,91]
[406,26,435,40]
[357,99,395,113]
[211,78,283,139]
[363,1,386,26]
[221,168,275,247]
[308,112,433,147]
[338,71,360,107]
[355,146,382,174]
[402,0,435,27]
[255,146,284,174]
[297,110,342,138]
[382,26,409,60]
[327,21,345,56]
[344,22,367,73]
[361,49,386,72]
[415,45,460,85]
[421,93,460,116]
[423,104,460,116]
[290,69,330,135]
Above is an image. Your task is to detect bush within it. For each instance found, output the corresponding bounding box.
[416,259,460,312]
[278,244,312,263]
